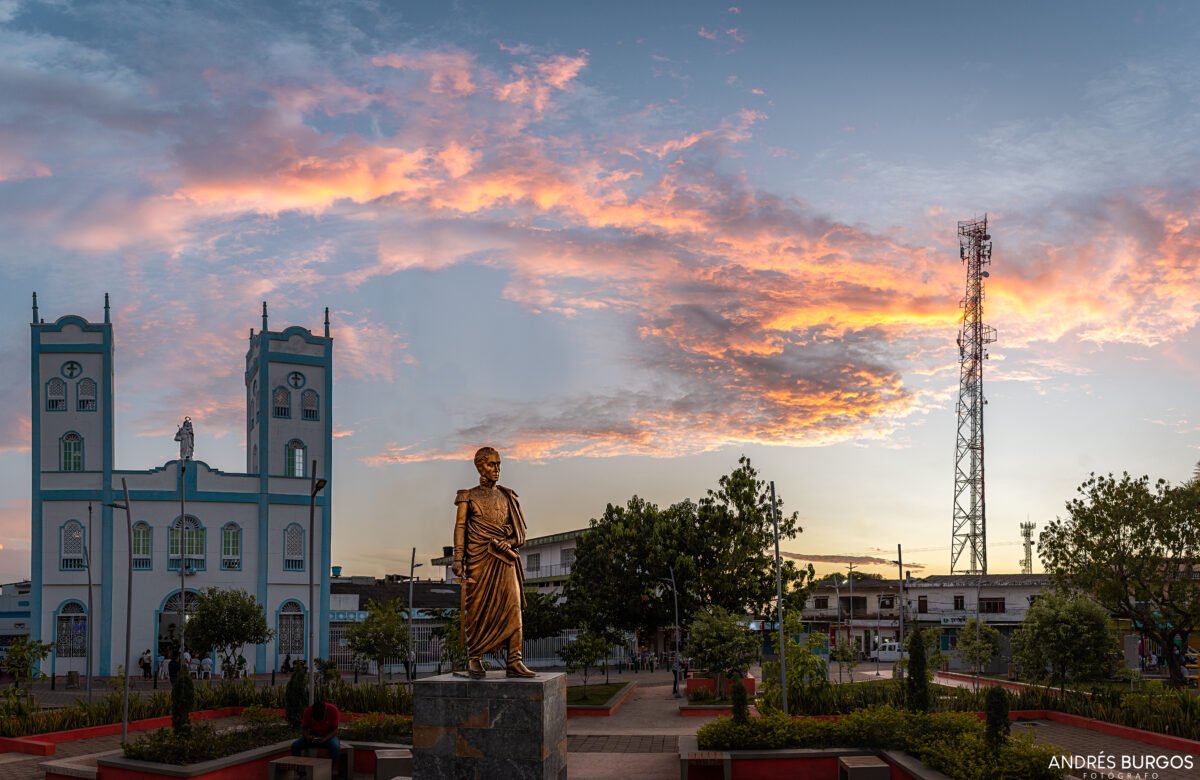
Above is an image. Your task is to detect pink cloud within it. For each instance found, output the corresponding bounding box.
[372,50,477,95]
[698,27,719,41]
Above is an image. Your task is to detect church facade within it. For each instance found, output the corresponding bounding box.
[30,295,333,677]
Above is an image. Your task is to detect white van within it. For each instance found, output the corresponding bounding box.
[870,640,907,663]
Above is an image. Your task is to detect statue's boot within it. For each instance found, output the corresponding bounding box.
[467,657,486,679]
[504,638,532,672]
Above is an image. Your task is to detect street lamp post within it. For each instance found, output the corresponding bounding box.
[833,578,842,684]
[308,461,328,705]
[106,479,134,743]
[408,548,423,681]
[174,418,194,662]
[660,567,682,698]
[769,482,787,715]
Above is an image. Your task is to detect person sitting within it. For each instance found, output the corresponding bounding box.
[292,696,342,776]
[282,654,293,674]
[200,656,213,679]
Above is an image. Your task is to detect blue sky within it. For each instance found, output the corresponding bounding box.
[0,1,1197,583]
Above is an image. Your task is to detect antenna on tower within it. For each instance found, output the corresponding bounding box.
[1020,521,1036,574]
[951,216,997,575]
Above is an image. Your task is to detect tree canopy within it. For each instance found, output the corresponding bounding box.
[563,456,811,639]
[1039,472,1200,686]
[1010,591,1119,693]
[345,598,409,684]
[185,587,273,678]
[955,618,1001,682]
[686,605,760,696]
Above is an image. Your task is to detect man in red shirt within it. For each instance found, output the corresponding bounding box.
[291,697,342,772]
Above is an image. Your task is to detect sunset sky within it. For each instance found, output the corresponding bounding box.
[0,1,1197,585]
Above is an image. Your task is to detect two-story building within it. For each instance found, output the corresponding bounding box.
[432,529,583,599]
[803,578,906,655]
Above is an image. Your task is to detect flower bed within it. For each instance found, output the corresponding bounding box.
[566,682,637,717]
[695,706,1066,780]
[686,674,755,698]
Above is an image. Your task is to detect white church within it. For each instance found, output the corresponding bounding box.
[30,294,333,678]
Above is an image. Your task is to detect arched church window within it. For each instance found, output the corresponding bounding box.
[273,387,291,418]
[77,378,97,411]
[301,390,319,421]
[169,515,206,572]
[285,440,306,478]
[61,521,85,570]
[278,600,305,655]
[61,432,83,472]
[47,378,66,411]
[132,522,152,570]
[283,524,304,571]
[55,602,87,658]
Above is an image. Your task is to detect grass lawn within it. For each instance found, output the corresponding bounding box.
[567,681,629,706]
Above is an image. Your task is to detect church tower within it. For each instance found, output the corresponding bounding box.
[29,293,115,670]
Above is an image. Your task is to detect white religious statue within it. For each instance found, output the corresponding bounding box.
[174,417,194,461]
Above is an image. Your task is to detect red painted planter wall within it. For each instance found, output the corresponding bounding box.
[97,750,290,780]
[684,755,918,780]
[685,675,755,697]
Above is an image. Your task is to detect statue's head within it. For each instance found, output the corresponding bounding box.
[474,446,501,482]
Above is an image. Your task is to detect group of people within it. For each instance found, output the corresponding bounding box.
[137,648,212,682]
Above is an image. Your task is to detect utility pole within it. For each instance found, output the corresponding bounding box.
[85,503,94,702]
[896,544,905,682]
[769,482,787,714]
[848,563,856,677]
[408,548,423,681]
[174,418,194,661]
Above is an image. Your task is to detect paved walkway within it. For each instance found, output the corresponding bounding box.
[1014,719,1198,780]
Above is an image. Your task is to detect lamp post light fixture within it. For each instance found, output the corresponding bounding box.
[408,548,423,682]
[308,461,328,705]
[105,479,135,744]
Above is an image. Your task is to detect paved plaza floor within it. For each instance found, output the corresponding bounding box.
[4,668,1198,779]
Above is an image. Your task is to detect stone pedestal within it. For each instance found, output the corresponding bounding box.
[413,672,567,780]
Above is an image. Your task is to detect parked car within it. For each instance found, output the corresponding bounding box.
[869,640,907,663]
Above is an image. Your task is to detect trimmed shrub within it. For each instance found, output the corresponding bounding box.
[984,685,1009,752]
[171,671,195,735]
[730,679,749,725]
[905,627,930,712]
[340,713,413,744]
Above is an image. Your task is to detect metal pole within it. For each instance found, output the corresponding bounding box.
[179,458,186,659]
[119,480,134,743]
[848,563,856,681]
[896,545,905,682]
[86,503,93,702]
[975,572,982,694]
[309,460,317,706]
[408,547,416,681]
[670,565,681,698]
[769,482,787,715]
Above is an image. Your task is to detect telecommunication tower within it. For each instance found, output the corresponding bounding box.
[1019,521,1036,574]
[951,216,996,575]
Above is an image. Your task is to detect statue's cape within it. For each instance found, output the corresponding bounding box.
[497,484,527,608]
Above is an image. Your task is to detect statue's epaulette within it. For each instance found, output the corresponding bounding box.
[454,489,471,504]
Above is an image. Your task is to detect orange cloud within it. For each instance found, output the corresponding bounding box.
[372,50,477,95]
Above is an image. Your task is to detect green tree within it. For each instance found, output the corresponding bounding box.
[686,606,759,698]
[558,630,608,698]
[429,609,467,673]
[522,591,567,642]
[285,660,308,727]
[345,598,409,685]
[1010,591,1119,695]
[0,636,52,715]
[682,456,810,618]
[171,668,195,735]
[1040,472,1200,686]
[956,618,1002,683]
[985,685,1010,752]
[185,587,273,679]
[905,627,930,712]
[563,496,677,638]
[831,640,859,681]
[759,612,829,714]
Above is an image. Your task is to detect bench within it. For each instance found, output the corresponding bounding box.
[299,742,355,780]
[268,757,331,780]
[373,748,412,780]
[837,755,889,780]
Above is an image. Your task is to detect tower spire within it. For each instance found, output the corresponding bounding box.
[104,293,110,323]
[31,292,38,324]
[262,301,268,333]
[324,307,330,338]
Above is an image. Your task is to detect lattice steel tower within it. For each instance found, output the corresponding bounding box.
[1019,521,1036,574]
[951,216,996,575]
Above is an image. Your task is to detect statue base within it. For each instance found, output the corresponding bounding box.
[413,671,567,779]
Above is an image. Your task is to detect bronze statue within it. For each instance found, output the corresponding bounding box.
[453,447,536,679]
